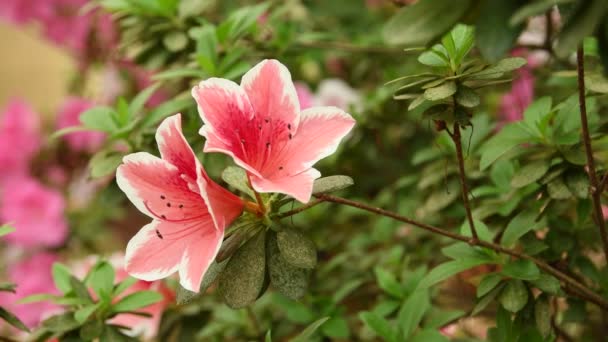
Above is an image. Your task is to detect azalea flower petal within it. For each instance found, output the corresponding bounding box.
[116,152,208,220]
[178,227,224,291]
[280,106,355,174]
[241,59,301,131]
[251,168,321,203]
[155,114,198,181]
[196,163,243,231]
[192,78,254,136]
[125,221,184,281]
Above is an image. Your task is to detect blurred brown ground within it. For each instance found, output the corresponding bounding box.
[0,22,75,117]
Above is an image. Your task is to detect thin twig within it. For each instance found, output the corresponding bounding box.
[276,198,325,219]
[576,46,608,262]
[306,194,608,310]
[449,123,479,241]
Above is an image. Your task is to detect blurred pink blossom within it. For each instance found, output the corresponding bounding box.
[57,97,106,152]
[499,68,534,123]
[0,0,118,61]
[0,100,40,184]
[499,50,535,123]
[295,82,314,110]
[0,176,68,247]
[314,79,363,112]
[72,253,175,339]
[0,252,61,327]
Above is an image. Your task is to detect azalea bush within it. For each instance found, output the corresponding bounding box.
[2,0,608,341]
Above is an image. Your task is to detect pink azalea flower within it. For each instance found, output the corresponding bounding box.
[0,99,40,183]
[56,97,106,152]
[0,176,68,247]
[192,59,356,203]
[0,252,61,328]
[116,114,244,292]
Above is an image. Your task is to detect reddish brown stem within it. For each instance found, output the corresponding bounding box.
[576,46,608,262]
[305,194,608,310]
[450,123,478,241]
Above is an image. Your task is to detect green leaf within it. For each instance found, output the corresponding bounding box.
[455,85,480,108]
[163,31,189,52]
[176,259,229,304]
[555,0,608,58]
[535,295,552,338]
[398,289,430,339]
[445,24,474,67]
[88,261,115,298]
[523,96,552,133]
[265,330,272,342]
[547,177,573,199]
[530,274,561,294]
[219,2,270,42]
[113,277,138,297]
[42,313,81,333]
[471,57,527,79]
[75,303,100,324]
[142,97,192,128]
[382,0,472,46]
[501,209,543,247]
[410,330,450,342]
[477,273,503,298]
[0,223,15,237]
[459,219,494,242]
[479,124,531,170]
[221,166,254,198]
[312,175,354,194]
[510,0,574,25]
[511,160,550,188]
[472,282,505,316]
[321,316,350,339]
[291,317,330,342]
[502,259,540,280]
[276,227,317,269]
[129,83,161,116]
[112,291,163,313]
[0,306,30,332]
[417,258,492,289]
[476,0,525,62]
[80,319,104,340]
[407,94,427,111]
[70,276,93,303]
[499,279,529,313]
[52,263,73,294]
[585,73,608,93]
[374,267,404,298]
[79,106,118,132]
[418,49,449,67]
[267,233,308,300]
[565,171,589,198]
[219,230,267,308]
[359,311,397,342]
[89,152,124,179]
[424,81,457,101]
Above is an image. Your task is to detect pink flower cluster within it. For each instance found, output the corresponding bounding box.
[117,60,355,291]
[0,96,108,329]
[0,0,118,60]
